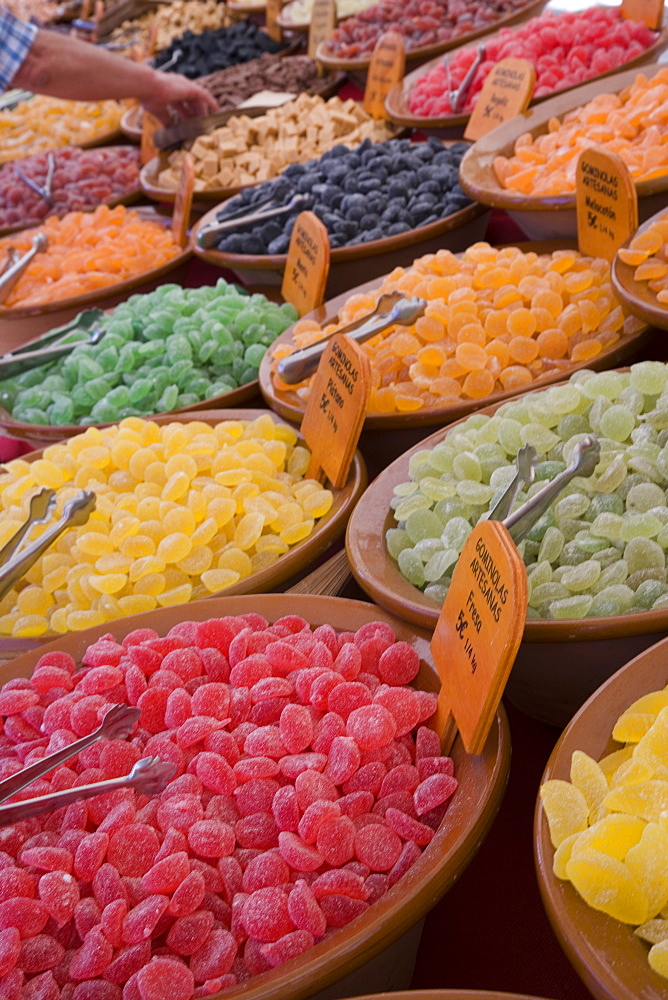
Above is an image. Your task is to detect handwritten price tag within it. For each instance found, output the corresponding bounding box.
[281,211,330,317]
[266,0,283,42]
[464,58,535,141]
[576,147,638,261]
[301,334,371,488]
[172,154,195,248]
[621,0,664,29]
[309,0,337,60]
[363,31,405,120]
[430,520,527,755]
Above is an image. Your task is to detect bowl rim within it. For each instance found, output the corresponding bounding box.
[612,206,668,332]
[344,364,668,641]
[534,629,668,1000]
[0,591,511,1000]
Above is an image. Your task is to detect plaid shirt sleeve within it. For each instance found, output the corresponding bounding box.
[0,8,37,92]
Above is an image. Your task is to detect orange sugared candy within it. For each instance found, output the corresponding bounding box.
[619,212,668,307]
[0,206,182,309]
[494,69,668,197]
[272,243,632,414]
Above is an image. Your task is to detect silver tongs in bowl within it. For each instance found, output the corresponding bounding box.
[0,232,48,305]
[0,309,106,380]
[276,295,428,385]
[444,42,486,114]
[16,152,56,208]
[196,192,313,249]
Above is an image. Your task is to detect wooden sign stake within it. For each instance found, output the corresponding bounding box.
[576,146,638,262]
[281,211,331,318]
[363,31,405,120]
[464,57,535,142]
[140,110,162,166]
[430,519,527,755]
[266,0,283,43]
[172,154,195,249]
[308,0,337,65]
[300,334,371,489]
[621,0,664,29]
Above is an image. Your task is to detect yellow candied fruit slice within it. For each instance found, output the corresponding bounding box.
[634,706,668,763]
[625,823,668,917]
[603,780,668,822]
[566,848,649,925]
[553,832,581,880]
[649,939,668,977]
[570,750,609,822]
[540,779,589,847]
[201,568,241,592]
[570,814,646,861]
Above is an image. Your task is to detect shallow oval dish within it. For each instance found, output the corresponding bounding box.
[344,368,668,644]
[535,632,668,1000]
[612,206,668,332]
[314,0,548,73]
[0,410,366,653]
[384,25,668,130]
[0,593,510,1000]
[458,59,668,240]
[258,253,649,431]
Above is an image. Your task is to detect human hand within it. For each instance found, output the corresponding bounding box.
[142,70,218,124]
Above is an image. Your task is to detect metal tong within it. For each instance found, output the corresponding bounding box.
[499,436,601,543]
[276,294,428,385]
[444,43,486,114]
[486,444,538,523]
[0,756,176,827]
[0,487,57,567]
[0,309,106,380]
[196,192,313,249]
[0,490,96,602]
[16,152,56,208]
[0,233,48,305]
[0,704,140,805]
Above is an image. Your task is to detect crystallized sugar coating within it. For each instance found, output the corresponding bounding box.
[0,616,456,997]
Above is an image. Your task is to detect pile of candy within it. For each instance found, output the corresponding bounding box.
[617,213,668,306]
[0,97,124,165]
[0,147,140,231]
[324,0,531,59]
[494,69,668,196]
[274,243,629,411]
[281,0,376,25]
[0,415,335,636]
[153,22,285,79]
[540,685,668,979]
[159,96,394,192]
[0,613,455,999]
[387,362,668,619]
[109,0,230,55]
[0,280,298,427]
[0,207,182,310]
[212,137,471,254]
[198,54,326,111]
[407,7,655,117]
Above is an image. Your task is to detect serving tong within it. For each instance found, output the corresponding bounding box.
[155,101,280,151]
[196,192,313,249]
[0,233,48,305]
[0,309,106,380]
[444,42,486,114]
[276,294,428,385]
[16,152,56,208]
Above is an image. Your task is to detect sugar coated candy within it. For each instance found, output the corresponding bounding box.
[0,614,456,996]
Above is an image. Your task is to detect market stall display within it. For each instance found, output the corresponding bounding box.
[0,593,509,1000]
[0,96,125,166]
[0,146,141,235]
[536,633,668,1000]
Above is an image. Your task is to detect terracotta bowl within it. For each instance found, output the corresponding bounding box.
[612,206,668,332]
[535,632,668,1000]
[0,409,366,660]
[345,370,668,727]
[120,103,144,142]
[458,59,668,241]
[0,593,511,1000]
[190,141,490,299]
[257,248,650,431]
[346,992,552,1000]
[384,25,668,131]
[314,0,548,74]
[0,206,191,349]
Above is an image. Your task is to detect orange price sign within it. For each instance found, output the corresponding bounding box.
[464,57,535,142]
[281,211,331,317]
[430,519,527,755]
[621,0,664,29]
[309,0,337,60]
[576,146,638,262]
[172,154,195,248]
[300,334,371,488]
[363,31,405,120]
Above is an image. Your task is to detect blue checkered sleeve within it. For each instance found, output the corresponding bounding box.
[0,8,37,92]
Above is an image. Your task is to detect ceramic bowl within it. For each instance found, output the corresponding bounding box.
[612,205,668,332]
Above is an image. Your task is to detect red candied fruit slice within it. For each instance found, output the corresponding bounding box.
[70,928,113,980]
[312,712,346,753]
[78,666,123,695]
[122,895,169,945]
[377,642,419,685]
[277,832,323,873]
[272,785,299,833]
[161,648,204,682]
[73,982,121,1000]
[333,643,361,680]
[327,682,371,721]
[279,703,313,754]
[74,832,109,882]
[319,894,369,928]
[279,753,327,781]
[316,815,356,866]
[126,646,162,675]
[157,796,203,833]
[234,756,278,781]
[176,716,224,748]
[189,927,237,981]
[374,687,420,737]
[165,689,192,728]
[0,689,39,713]
[191,683,230,720]
[380,764,419,797]
[260,929,314,968]
[241,886,294,942]
[103,941,151,984]
[0,897,48,937]
[298,800,340,844]
[324,736,361,785]
[389,840,422,886]
[265,641,309,675]
[167,870,206,917]
[101,898,128,949]
[235,812,278,850]
[74,898,101,941]
[294,769,337,809]
[234,778,278,817]
[0,867,35,900]
[38,871,79,926]
[354,824,402,872]
[82,637,124,667]
[36,650,76,673]
[195,752,236,794]
[99,742,142,779]
[346,705,397,750]
[137,957,194,1000]
[311,870,368,901]
[142,852,190,894]
[24,970,60,1000]
[414,774,458,816]
[241,852,289,893]
[385,807,434,846]
[18,933,64,974]
[165,910,214,956]
[31,667,74,693]
[108,824,160,878]
[188,820,235,858]
[196,617,239,655]
[136,689,170,734]
[92,863,127,908]
[244,725,285,759]
[343,761,386,797]
[0,926,20,977]
[418,755,454,780]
